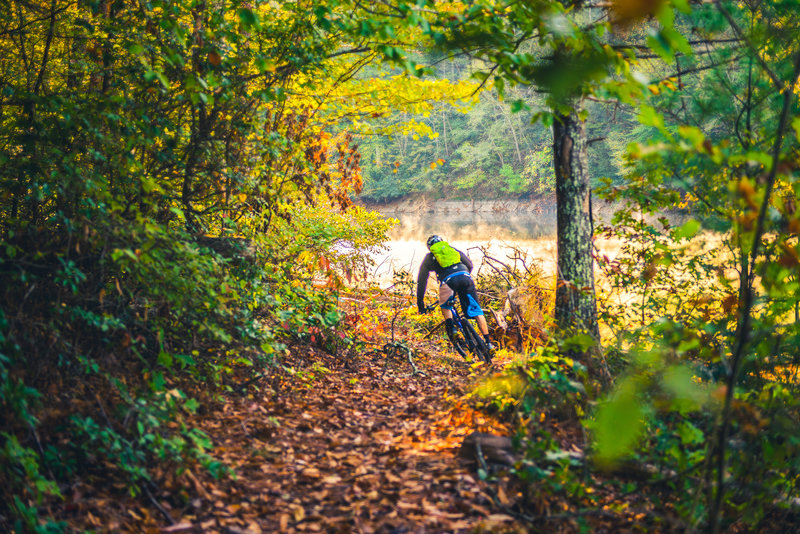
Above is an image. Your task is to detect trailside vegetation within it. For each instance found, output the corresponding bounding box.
[0,0,425,529]
[2,0,800,532]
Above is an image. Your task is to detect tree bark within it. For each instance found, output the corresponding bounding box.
[552,103,600,342]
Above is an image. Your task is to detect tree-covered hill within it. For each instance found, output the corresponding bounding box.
[357,55,636,203]
[3,0,800,532]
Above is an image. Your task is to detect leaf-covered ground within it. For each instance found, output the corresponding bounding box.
[182,345,520,534]
[50,296,711,533]
[55,322,532,533]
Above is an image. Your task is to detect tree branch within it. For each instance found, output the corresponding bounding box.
[713,0,782,91]
[33,0,58,95]
[709,49,800,534]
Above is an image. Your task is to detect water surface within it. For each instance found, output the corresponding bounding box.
[371,209,559,284]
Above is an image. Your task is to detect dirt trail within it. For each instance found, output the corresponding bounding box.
[180,344,522,534]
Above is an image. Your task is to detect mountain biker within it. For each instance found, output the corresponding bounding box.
[416,235,496,353]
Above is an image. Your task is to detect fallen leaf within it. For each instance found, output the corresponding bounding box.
[301,467,320,478]
[160,522,194,533]
[486,513,515,522]
[293,505,305,522]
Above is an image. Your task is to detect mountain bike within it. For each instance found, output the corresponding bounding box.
[427,296,493,364]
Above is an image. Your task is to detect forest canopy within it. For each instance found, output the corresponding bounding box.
[2,0,800,532]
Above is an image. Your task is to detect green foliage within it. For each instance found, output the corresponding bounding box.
[477,343,591,505]
[585,0,800,528]
[0,204,390,527]
[521,146,556,195]
[518,350,587,419]
[70,386,225,497]
[589,322,714,466]
[1,433,65,532]
[0,0,398,528]
[358,75,632,202]
[279,204,395,282]
[499,164,525,194]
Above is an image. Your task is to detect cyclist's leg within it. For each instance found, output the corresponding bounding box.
[475,314,490,336]
[448,276,484,321]
[438,283,456,335]
[449,276,496,354]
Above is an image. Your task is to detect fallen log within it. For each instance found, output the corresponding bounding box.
[459,432,516,467]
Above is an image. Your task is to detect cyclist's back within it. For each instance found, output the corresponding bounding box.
[416,244,471,297]
[416,235,496,355]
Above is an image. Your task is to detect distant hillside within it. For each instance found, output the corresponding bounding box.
[355,70,637,203]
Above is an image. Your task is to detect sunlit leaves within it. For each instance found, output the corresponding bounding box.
[592,346,712,465]
[638,105,666,131]
[673,219,701,241]
[592,377,646,465]
[238,7,259,29]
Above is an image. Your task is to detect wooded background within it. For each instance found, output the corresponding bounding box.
[2,0,800,532]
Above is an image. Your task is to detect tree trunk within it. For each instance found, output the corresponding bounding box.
[552,103,600,342]
[498,101,523,164]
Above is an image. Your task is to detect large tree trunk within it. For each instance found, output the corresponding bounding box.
[552,103,600,342]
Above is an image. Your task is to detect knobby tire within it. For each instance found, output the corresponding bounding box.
[462,319,491,364]
[447,330,470,360]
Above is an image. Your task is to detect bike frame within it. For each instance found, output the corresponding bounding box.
[440,295,491,363]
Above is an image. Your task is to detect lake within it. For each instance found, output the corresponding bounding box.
[369,205,563,284]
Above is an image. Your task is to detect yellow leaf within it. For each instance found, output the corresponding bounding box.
[293,505,305,522]
[238,193,247,202]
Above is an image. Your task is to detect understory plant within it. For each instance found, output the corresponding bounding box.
[0,201,392,530]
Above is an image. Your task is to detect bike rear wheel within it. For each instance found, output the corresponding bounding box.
[462,319,492,364]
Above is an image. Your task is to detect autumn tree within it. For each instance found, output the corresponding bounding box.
[322,0,623,350]
[0,0,479,528]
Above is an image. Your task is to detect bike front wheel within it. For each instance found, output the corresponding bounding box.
[447,329,470,360]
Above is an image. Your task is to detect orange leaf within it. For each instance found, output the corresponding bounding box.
[292,505,305,522]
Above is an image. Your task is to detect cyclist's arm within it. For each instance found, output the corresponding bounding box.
[416,255,434,313]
